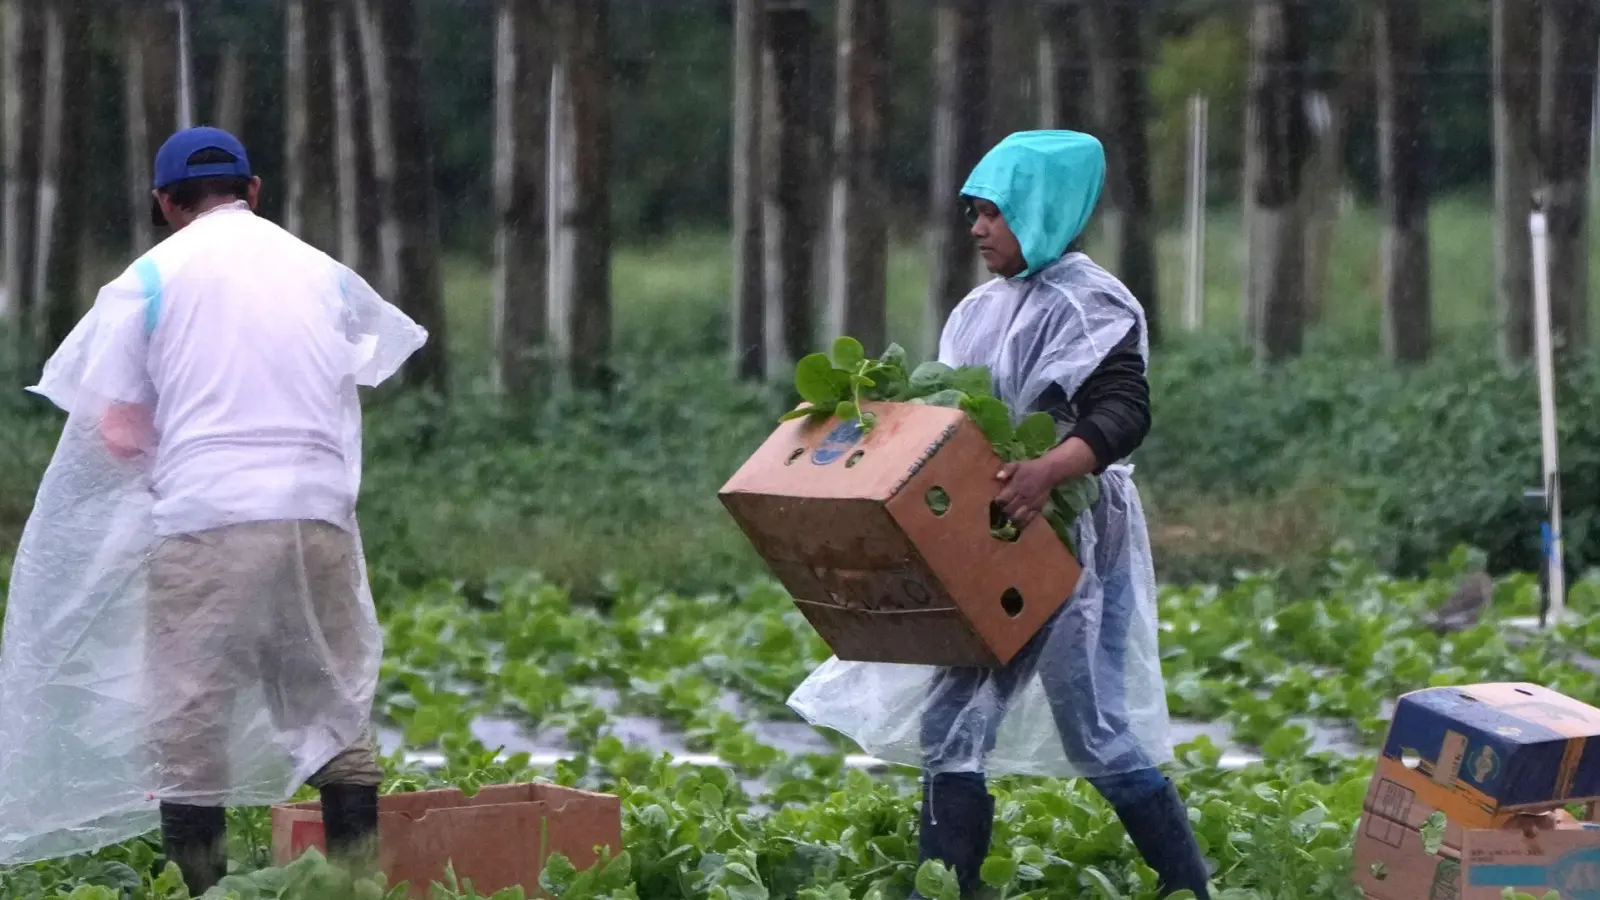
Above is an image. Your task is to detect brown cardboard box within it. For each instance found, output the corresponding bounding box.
[1354,773,1465,900]
[1353,766,1585,900]
[271,783,621,898]
[719,401,1082,667]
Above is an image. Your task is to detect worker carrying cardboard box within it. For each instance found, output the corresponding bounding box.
[789,131,1208,899]
[0,127,427,893]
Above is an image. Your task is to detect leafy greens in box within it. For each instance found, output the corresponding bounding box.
[782,337,1101,554]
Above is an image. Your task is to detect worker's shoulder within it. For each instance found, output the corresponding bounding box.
[132,214,337,285]
[1034,254,1144,319]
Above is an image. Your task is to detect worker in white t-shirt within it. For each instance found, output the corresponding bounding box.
[0,126,426,890]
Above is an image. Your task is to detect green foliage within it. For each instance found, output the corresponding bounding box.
[9,549,1600,898]
[782,338,1102,554]
[1139,339,1600,578]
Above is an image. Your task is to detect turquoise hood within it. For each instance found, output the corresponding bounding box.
[960,130,1105,278]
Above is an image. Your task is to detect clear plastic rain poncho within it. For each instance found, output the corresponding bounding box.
[789,132,1171,779]
[0,206,426,864]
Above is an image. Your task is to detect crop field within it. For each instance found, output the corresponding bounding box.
[4,555,1598,899]
[2,199,1598,899]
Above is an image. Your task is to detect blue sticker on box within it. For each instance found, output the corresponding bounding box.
[812,420,864,466]
[1470,845,1600,899]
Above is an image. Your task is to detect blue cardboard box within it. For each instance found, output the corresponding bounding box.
[1379,683,1600,828]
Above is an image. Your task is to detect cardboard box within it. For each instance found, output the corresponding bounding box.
[1375,683,1600,828]
[718,401,1082,667]
[1462,821,1600,899]
[1354,773,1466,900]
[1353,777,1581,900]
[271,783,621,898]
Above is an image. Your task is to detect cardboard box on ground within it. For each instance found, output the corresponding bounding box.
[1354,683,1600,899]
[719,401,1082,668]
[271,783,621,899]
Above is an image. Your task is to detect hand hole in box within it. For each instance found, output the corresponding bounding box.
[1001,588,1024,618]
[785,447,805,466]
[845,450,865,468]
[1401,750,1422,770]
[989,501,1021,542]
[925,487,951,516]
[1514,688,1534,696]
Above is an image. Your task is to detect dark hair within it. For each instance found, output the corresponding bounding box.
[161,148,251,210]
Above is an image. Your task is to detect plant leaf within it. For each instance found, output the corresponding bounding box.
[835,401,860,422]
[909,361,956,395]
[831,336,866,370]
[963,396,1014,446]
[949,365,993,397]
[914,389,968,409]
[980,857,1018,888]
[878,342,908,369]
[795,354,842,405]
[1015,413,1058,458]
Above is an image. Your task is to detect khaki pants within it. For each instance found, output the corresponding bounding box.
[146,520,382,797]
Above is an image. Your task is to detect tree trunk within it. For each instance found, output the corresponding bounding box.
[984,0,1033,144]
[1375,0,1432,363]
[333,7,380,277]
[1037,0,1091,131]
[761,0,816,378]
[1244,0,1309,362]
[1300,89,1343,327]
[926,0,989,346]
[213,42,247,136]
[823,0,889,351]
[1084,0,1158,340]
[730,0,764,379]
[492,0,551,398]
[39,0,90,355]
[1538,0,1598,350]
[354,0,449,393]
[548,56,575,373]
[1302,31,1364,326]
[553,0,611,391]
[286,0,337,252]
[1493,0,1540,362]
[124,1,179,256]
[3,0,44,339]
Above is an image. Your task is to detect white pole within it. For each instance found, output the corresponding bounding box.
[1529,209,1566,625]
[1183,94,1208,331]
[175,0,194,130]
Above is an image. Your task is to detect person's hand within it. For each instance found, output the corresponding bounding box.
[995,458,1059,527]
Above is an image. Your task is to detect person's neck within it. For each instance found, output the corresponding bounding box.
[192,197,247,219]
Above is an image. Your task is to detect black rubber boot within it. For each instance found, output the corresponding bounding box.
[1112,778,1212,899]
[909,772,994,900]
[160,802,228,896]
[321,783,381,876]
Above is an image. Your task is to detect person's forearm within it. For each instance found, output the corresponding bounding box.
[1040,435,1099,486]
[101,403,153,459]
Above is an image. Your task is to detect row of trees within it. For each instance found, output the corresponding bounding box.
[0,1,1593,402]
[730,0,1597,376]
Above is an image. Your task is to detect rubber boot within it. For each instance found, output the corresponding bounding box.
[1112,778,1212,899]
[909,772,994,900]
[160,802,228,896]
[321,783,381,877]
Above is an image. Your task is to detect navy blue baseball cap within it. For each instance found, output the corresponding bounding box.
[150,126,254,228]
[153,126,252,190]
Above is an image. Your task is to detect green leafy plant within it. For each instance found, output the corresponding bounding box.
[782,337,1102,553]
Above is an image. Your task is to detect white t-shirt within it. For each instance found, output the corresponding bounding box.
[81,203,364,537]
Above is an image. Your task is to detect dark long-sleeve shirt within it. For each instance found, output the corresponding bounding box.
[1037,326,1150,474]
